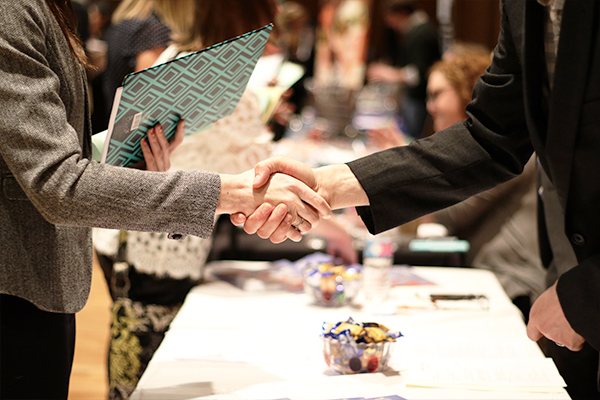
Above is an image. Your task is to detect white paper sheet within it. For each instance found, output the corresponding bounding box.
[398,336,564,392]
[405,357,565,392]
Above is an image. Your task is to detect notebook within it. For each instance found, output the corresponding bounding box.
[101,24,273,167]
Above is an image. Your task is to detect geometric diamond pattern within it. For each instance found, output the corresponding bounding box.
[104,24,273,167]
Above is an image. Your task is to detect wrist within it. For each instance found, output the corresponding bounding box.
[315,164,368,210]
[217,173,250,215]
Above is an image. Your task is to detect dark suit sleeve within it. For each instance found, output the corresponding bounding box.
[557,258,600,350]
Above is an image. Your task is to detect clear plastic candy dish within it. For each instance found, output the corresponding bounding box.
[321,318,401,374]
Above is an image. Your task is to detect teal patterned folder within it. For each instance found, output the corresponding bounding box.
[101,24,273,167]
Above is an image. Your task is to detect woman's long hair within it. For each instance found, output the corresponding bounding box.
[112,0,154,25]
[154,0,279,52]
[44,0,90,66]
[195,0,279,49]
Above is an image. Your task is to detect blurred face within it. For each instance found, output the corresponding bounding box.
[426,70,467,132]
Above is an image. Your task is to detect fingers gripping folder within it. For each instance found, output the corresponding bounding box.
[101,24,273,168]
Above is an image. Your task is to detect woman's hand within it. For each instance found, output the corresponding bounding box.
[230,156,368,243]
[140,120,185,172]
[366,62,403,83]
[368,125,408,150]
[313,217,358,264]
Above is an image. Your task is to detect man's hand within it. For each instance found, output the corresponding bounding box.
[253,155,368,211]
[253,155,321,197]
[235,156,368,242]
[238,155,329,242]
[526,281,585,351]
[141,120,185,172]
[368,125,408,150]
[366,62,403,84]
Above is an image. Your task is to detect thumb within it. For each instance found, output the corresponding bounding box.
[253,162,272,189]
[526,321,543,342]
[253,155,317,190]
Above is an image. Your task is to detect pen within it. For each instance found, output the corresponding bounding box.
[430,294,488,301]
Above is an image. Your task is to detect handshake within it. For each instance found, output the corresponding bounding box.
[140,122,367,244]
[217,155,369,244]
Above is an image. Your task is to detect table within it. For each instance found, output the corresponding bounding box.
[208,217,466,267]
[131,262,570,400]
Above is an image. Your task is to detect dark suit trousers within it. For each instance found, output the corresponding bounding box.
[543,340,600,399]
[0,294,75,400]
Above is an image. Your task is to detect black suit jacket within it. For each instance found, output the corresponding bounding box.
[348,0,600,350]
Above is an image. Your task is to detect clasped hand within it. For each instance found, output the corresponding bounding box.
[219,166,331,243]
[138,125,348,245]
[229,155,368,243]
[138,122,332,243]
[225,156,324,243]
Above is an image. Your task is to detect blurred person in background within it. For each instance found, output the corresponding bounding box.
[369,44,545,320]
[314,0,370,90]
[366,0,440,139]
[277,0,316,114]
[368,43,491,147]
[72,0,90,44]
[102,0,171,115]
[86,0,114,132]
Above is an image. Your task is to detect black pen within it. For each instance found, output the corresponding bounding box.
[430,294,488,301]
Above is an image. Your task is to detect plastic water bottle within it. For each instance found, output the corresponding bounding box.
[362,238,394,304]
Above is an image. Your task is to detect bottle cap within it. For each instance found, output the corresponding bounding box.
[364,239,394,258]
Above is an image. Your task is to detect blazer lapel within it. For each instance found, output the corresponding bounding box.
[545,0,596,208]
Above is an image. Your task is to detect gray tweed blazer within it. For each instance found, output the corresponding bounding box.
[0,0,220,313]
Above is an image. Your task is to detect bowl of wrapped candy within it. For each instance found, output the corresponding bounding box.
[321,317,401,374]
[303,262,362,307]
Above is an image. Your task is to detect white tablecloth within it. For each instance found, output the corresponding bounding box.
[131,262,570,400]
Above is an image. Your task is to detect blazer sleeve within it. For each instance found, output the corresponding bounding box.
[435,156,536,235]
[346,0,534,235]
[0,1,219,239]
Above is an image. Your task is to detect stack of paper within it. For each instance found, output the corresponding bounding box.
[399,336,566,393]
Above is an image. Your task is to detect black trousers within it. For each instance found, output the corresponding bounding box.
[543,339,600,400]
[0,294,75,400]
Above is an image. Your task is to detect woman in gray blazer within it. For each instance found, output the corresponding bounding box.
[0,1,330,399]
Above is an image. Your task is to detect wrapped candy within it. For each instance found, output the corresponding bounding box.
[321,317,402,374]
[303,262,361,307]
